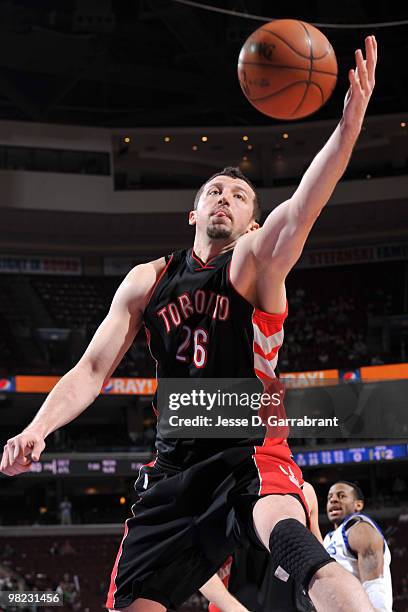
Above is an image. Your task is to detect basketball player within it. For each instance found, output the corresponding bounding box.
[325,481,393,612]
[201,481,322,612]
[1,36,377,612]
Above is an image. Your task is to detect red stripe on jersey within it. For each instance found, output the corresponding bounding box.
[254,367,274,383]
[145,254,174,307]
[192,250,217,270]
[252,305,288,447]
[105,520,129,609]
[253,341,281,361]
[252,302,288,335]
[252,303,287,380]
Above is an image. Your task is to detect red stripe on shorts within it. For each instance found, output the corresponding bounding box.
[105,520,129,609]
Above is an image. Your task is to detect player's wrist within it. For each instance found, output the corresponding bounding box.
[339,116,362,146]
[23,423,48,441]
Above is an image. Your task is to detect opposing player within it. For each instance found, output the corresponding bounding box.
[201,481,322,612]
[1,37,377,612]
[325,481,393,612]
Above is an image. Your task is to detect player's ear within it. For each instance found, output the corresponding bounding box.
[246,220,260,233]
[189,210,197,226]
[355,500,364,512]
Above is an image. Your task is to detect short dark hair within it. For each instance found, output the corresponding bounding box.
[335,481,365,502]
[193,166,261,223]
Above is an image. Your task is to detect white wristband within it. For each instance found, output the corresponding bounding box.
[362,578,389,612]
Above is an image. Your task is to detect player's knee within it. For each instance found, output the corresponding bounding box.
[269,518,334,592]
[253,493,306,547]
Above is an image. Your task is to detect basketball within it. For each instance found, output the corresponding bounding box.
[238,19,338,120]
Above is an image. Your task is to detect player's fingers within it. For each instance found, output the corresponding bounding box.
[372,34,377,62]
[348,69,357,93]
[6,443,15,468]
[3,463,28,477]
[365,36,376,84]
[2,464,16,476]
[13,439,21,461]
[355,49,369,92]
[3,466,20,476]
[16,454,31,466]
[0,448,7,471]
[31,439,45,462]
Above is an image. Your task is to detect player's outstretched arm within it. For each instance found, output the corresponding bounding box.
[200,572,249,612]
[347,521,387,611]
[231,37,376,312]
[250,36,377,279]
[0,259,164,477]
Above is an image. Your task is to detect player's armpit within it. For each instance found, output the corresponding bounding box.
[251,198,315,277]
[230,230,287,313]
[347,521,384,582]
[230,201,306,313]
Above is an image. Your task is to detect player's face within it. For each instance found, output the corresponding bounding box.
[326,483,363,525]
[190,176,258,240]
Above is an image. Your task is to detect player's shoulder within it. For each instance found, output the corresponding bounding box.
[124,250,187,302]
[126,257,167,285]
[344,514,383,544]
[343,512,376,529]
[111,257,168,313]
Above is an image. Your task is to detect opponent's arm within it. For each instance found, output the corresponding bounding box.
[0,259,164,476]
[347,521,387,611]
[200,573,248,612]
[231,36,377,312]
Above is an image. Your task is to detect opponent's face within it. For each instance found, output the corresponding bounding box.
[326,483,364,525]
[189,176,259,240]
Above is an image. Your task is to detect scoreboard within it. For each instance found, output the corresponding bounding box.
[25,458,145,477]
[11,442,408,477]
[293,443,408,468]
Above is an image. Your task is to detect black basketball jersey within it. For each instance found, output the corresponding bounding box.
[143,247,287,470]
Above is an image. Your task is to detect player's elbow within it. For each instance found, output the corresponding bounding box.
[72,357,106,396]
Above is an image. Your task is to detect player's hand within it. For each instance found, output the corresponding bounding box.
[343,35,377,133]
[0,429,45,476]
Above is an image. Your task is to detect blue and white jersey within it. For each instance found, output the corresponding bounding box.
[324,513,393,611]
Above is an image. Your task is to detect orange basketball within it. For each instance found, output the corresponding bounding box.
[238,19,338,120]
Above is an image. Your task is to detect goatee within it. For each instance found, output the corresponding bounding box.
[207,226,232,239]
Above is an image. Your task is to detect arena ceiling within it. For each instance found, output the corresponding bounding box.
[0,1,406,128]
